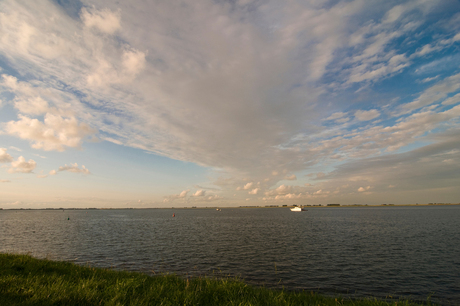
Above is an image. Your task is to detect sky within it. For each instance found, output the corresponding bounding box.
[1,0,460,208]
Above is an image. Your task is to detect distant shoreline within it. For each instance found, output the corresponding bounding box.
[1,203,459,210]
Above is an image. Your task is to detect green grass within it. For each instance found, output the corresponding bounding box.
[0,253,433,306]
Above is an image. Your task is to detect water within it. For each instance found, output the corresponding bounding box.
[1,206,459,305]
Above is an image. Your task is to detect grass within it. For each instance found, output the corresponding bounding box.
[0,253,433,306]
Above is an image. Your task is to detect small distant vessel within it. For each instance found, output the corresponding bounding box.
[216,208,221,211]
[290,207,306,212]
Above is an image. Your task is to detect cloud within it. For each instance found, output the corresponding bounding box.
[419,76,439,83]
[178,190,188,198]
[354,109,380,121]
[203,195,223,202]
[325,112,347,121]
[163,189,190,202]
[8,146,22,152]
[193,185,221,191]
[248,188,259,195]
[49,170,57,175]
[192,189,205,197]
[5,201,22,206]
[284,174,297,180]
[86,48,146,87]
[316,172,326,179]
[80,7,121,35]
[122,49,146,77]
[358,186,371,192]
[0,148,14,163]
[1,75,97,151]
[8,156,36,173]
[1,179,11,183]
[57,163,90,174]
[14,96,49,115]
[265,184,294,196]
[243,182,253,190]
[403,73,460,112]
[6,114,96,151]
[442,93,460,106]
[323,137,460,200]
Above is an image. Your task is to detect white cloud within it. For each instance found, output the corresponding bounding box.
[442,93,460,106]
[57,163,90,174]
[5,201,22,206]
[357,186,371,192]
[192,189,205,197]
[14,96,49,115]
[204,195,223,201]
[284,174,297,180]
[80,7,121,35]
[122,49,146,77]
[243,182,253,190]
[163,189,190,203]
[419,76,439,83]
[86,48,146,87]
[265,184,294,196]
[354,109,380,121]
[1,179,11,183]
[0,148,14,163]
[326,112,347,121]
[6,114,96,151]
[248,188,259,195]
[49,170,57,175]
[8,156,36,173]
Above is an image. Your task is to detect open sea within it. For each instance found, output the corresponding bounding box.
[1,205,459,305]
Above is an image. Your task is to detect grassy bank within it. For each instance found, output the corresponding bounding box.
[1,253,431,306]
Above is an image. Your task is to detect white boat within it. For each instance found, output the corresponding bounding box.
[290,207,306,212]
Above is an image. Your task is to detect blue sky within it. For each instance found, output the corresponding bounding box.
[1,0,460,208]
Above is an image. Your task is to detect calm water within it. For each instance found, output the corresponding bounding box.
[1,206,459,305]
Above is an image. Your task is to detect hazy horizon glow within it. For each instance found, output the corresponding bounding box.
[1,0,460,208]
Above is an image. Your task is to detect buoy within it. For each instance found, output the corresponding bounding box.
[67,217,70,220]
[172,213,175,217]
